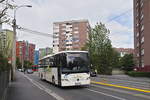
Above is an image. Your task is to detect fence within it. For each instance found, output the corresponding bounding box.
[0,71,10,100]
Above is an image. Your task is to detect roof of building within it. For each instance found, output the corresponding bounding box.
[53,19,89,24]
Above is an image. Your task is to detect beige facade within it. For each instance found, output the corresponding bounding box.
[0,29,14,57]
[53,20,90,53]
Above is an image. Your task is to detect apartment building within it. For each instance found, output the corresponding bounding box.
[134,0,150,71]
[16,41,35,63]
[115,48,134,57]
[0,29,14,57]
[39,47,53,59]
[53,19,90,53]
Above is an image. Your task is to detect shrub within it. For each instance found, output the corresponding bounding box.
[127,71,150,77]
[0,53,11,71]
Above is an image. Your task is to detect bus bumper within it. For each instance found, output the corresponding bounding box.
[61,80,90,87]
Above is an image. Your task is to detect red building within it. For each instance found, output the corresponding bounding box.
[29,43,35,63]
[16,41,35,64]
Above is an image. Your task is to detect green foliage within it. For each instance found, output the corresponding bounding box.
[24,60,33,69]
[16,57,21,69]
[120,54,135,72]
[86,22,119,75]
[127,71,150,77]
[0,37,11,71]
[0,53,11,71]
[111,49,121,68]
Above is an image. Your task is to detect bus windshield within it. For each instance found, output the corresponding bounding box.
[62,52,89,73]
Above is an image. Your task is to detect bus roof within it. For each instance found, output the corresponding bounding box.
[39,50,88,61]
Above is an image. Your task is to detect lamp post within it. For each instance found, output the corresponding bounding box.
[12,5,32,81]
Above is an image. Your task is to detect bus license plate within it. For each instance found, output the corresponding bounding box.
[75,82,81,85]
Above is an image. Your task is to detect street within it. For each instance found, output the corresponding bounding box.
[7,71,150,100]
[1,0,150,100]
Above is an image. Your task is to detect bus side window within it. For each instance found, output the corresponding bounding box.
[61,53,66,67]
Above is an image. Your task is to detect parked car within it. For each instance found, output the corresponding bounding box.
[27,69,33,74]
[90,71,97,77]
[18,69,22,71]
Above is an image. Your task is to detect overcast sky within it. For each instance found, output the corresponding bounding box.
[3,0,133,50]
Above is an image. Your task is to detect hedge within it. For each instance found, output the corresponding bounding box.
[127,71,150,77]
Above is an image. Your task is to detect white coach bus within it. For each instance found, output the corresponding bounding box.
[38,51,91,87]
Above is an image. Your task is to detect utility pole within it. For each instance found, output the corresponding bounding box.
[21,45,24,70]
[11,5,32,81]
[12,18,16,81]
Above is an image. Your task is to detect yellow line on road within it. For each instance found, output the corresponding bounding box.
[91,81,150,93]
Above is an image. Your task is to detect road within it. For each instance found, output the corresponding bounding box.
[92,75,150,90]
[20,72,150,100]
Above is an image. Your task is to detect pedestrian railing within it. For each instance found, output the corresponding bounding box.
[0,71,10,100]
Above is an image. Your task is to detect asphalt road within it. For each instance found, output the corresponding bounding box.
[22,72,150,100]
[91,75,150,90]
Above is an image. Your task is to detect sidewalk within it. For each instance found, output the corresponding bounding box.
[6,71,55,100]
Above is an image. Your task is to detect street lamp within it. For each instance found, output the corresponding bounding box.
[12,5,32,81]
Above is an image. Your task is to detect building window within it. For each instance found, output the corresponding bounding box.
[136,1,139,7]
[72,38,79,42]
[66,23,72,25]
[74,27,79,30]
[140,0,143,7]
[136,32,139,37]
[53,29,59,33]
[136,53,139,57]
[74,31,79,34]
[141,25,144,31]
[141,60,144,67]
[136,23,139,27]
[137,42,139,47]
[54,24,59,28]
[74,44,78,47]
[141,36,144,43]
[141,48,144,55]
[66,44,72,46]
[140,14,144,20]
[136,10,139,17]
[61,24,66,26]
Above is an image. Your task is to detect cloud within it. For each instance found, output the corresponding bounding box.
[3,0,133,49]
[106,20,133,48]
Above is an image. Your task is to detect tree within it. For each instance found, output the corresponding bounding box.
[24,60,33,69]
[16,57,21,69]
[111,49,121,68]
[86,22,116,75]
[0,0,15,25]
[0,38,11,71]
[120,54,135,72]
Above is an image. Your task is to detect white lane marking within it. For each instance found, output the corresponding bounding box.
[22,73,64,100]
[91,84,133,94]
[87,89,126,100]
